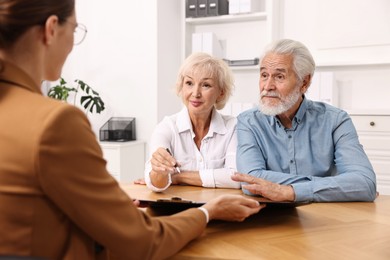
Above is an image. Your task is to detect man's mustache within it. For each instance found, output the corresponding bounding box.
[260,91,280,98]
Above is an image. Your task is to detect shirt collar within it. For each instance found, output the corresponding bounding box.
[294,95,308,125]
[0,60,41,94]
[270,95,308,128]
[176,107,228,137]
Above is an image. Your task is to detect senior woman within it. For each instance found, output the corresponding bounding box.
[144,52,240,192]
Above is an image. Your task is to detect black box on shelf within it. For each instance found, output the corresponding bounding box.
[197,0,208,17]
[186,0,229,18]
[186,0,198,18]
[99,117,136,142]
[207,0,229,16]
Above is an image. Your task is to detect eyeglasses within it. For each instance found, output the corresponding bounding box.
[73,23,87,45]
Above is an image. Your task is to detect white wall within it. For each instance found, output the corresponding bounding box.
[282,0,390,65]
[59,0,390,159]
[281,0,390,113]
[157,1,183,121]
[62,0,159,143]
[61,0,182,152]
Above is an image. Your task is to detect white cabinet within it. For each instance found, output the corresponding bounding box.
[350,114,390,195]
[99,141,145,182]
[181,0,281,105]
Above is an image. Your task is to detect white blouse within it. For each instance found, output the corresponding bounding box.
[144,107,240,192]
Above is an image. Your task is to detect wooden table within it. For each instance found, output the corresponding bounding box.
[121,184,390,260]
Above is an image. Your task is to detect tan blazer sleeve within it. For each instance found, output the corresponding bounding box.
[37,105,207,260]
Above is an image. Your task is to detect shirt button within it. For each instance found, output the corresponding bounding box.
[288,135,292,138]
[290,160,294,164]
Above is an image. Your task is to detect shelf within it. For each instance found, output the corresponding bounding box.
[181,0,278,103]
[346,110,390,116]
[316,61,390,69]
[185,12,267,25]
[230,65,260,71]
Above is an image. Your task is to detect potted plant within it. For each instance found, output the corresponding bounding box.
[47,78,105,114]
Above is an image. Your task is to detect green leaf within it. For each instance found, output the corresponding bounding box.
[47,84,77,101]
[82,97,93,110]
[80,95,105,114]
[48,77,105,114]
[60,77,67,85]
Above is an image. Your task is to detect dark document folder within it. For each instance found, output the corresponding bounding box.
[197,0,208,17]
[186,0,198,18]
[207,0,229,16]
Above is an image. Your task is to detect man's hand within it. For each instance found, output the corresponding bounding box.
[231,173,295,202]
[202,194,266,222]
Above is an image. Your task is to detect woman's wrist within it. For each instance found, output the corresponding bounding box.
[150,171,170,188]
[198,207,209,223]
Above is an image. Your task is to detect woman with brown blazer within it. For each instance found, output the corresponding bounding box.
[0,0,264,259]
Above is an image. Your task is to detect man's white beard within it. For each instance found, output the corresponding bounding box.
[258,88,301,116]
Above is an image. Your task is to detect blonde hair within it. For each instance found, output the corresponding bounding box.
[175,52,234,110]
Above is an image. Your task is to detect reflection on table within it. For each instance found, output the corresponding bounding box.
[120,184,390,260]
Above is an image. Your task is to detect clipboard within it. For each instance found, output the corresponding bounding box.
[122,184,310,211]
[138,196,309,211]
[138,197,203,211]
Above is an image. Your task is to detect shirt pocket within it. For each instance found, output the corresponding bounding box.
[206,158,225,169]
[177,159,196,171]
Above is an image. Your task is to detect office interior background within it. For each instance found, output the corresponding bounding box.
[53,0,390,194]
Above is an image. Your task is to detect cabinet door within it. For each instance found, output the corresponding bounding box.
[100,141,145,182]
[101,147,120,176]
[119,142,145,182]
[350,115,390,195]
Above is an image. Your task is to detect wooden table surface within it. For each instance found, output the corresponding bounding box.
[120,184,390,260]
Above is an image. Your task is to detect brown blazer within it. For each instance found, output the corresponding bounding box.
[0,61,206,260]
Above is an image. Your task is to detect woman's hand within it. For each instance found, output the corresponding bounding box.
[202,194,265,222]
[151,147,180,174]
[133,178,146,185]
[149,147,180,188]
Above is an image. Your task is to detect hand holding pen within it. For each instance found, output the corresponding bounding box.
[150,147,181,175]
[166,148,181,174]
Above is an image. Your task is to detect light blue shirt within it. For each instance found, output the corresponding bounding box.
[237,97,376,202]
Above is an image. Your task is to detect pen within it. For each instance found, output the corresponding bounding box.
[166,148,181,173]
